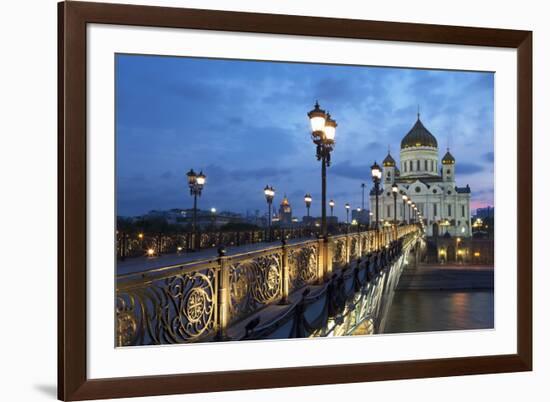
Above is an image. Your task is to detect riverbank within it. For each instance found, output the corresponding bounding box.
[381,263,494,334]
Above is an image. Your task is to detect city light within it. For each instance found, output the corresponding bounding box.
[147,248,155,257]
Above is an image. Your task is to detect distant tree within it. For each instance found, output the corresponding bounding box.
[220,222,260,231]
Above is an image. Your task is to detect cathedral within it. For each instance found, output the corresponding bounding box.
[370,114,472,238]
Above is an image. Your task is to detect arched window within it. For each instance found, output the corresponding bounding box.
[409,160,413,171]
[416,160,420,170]
[424,160,428,170]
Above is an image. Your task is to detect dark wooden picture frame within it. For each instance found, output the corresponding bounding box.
[58,1,532,400]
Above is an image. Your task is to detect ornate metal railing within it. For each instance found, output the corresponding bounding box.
[116,224,421,346]
[116,225,368,259]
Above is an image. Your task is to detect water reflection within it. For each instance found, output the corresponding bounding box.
[382,290,494,334]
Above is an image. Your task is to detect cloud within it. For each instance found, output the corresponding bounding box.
[455,162,484,175]
[160,171,173,179]
[116,54,495,218]
[482,151,494,163]
[330,160,372,181]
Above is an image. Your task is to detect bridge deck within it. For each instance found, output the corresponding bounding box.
[117,237,315,276]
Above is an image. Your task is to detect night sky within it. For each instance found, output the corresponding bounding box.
[116,54,494,221]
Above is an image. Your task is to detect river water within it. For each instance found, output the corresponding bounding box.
[382,290,494,333]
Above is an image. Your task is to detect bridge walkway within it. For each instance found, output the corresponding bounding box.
[117,237,314,276]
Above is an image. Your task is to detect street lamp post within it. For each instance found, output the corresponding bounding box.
[407,199,412,225]
[186,169,206,251]
[391,183,398,225]
[345,203,350,225]
[304,193,312,217]
[329,199,335,216]
[307,102,337,240]
[210,207,217,229]
[370,162,382,230]
[264,185,275,241]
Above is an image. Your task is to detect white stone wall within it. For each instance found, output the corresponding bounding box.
[370,181,472,237]
[399,147,440,178]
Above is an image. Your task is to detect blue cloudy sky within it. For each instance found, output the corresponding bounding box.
[116,54,494,220]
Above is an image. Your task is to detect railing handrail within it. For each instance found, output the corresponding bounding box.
[117,225,417,283]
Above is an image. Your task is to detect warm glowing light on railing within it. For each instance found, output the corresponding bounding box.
[138,233,144,239]
[147,248,155,257]
[474,251,481,257]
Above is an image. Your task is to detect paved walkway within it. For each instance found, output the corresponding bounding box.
[117,237,318,276]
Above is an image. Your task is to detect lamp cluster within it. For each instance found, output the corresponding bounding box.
[307,101,337,165]
[186,169,206,196]
[263,185,275,204]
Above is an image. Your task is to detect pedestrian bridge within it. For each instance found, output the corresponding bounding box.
[116,224,423,346]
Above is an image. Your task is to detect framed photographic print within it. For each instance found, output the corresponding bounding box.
[58,1,532,400]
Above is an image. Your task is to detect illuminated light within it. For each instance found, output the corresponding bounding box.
[177,246,183,252]
[351,219,358,225]
[356,208,361,212]
[370,161,382,180]
[308,102,327,133]
[310,116,326,133]
[474,251,481,257]
[457,250,464,255]
[138,233,144,239]
[147,248,155,257]
[324,113,337,141]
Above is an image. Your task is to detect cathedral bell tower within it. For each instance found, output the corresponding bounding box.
[382,151,396,185]
[442,148,456,182]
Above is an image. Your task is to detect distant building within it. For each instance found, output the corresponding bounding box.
[475,206,494,219]
[142,208,243,229]
[278,195,293,225]
[351,208,370,225]
[369,114,472,238]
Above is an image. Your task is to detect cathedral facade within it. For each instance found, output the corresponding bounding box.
[370,115,472,238]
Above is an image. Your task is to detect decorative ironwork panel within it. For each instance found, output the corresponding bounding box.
[228,251,282,324]
[349,236,359,260]
[116,265,217,346]
[332,238,347,269]
[361,235,368,256]
[288,243,319,292]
